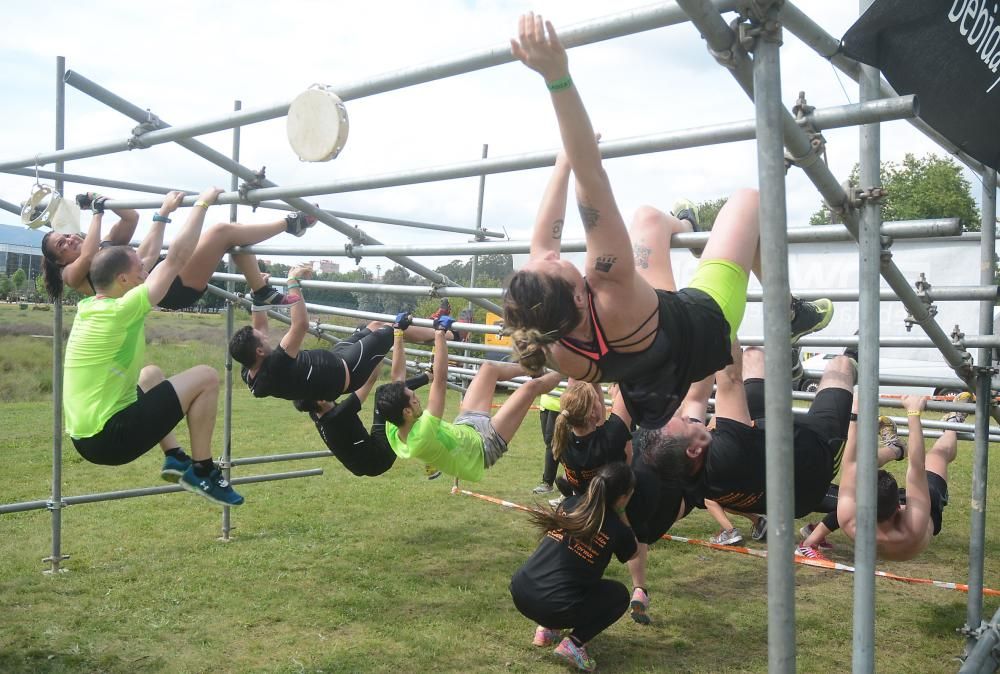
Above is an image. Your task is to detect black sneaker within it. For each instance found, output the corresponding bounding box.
[285,211,318,237]
[670,199,700,232]
[790,297,834,344]
[791,346,803,386]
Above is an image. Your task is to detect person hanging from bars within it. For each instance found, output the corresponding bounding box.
[292,342,441,480]
[229,268,437,401]
[41,190,317,311]
[62,187,243,506]
[509,461,638,673]
[635,341,855,546]
[375,313,562,481]
[503,12,833,432]
[800,392,970,561]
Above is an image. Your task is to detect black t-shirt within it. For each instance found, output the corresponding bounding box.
[625,454,694,545]
[511,497,637,609]
[314,393,395,477]
[241,345,346,401]
[561,414,630,492]
[695,417,836,518]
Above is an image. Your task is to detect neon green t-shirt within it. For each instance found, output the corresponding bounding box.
[539,390,563,412]
[386,413,485,482]
[64,285,152,438]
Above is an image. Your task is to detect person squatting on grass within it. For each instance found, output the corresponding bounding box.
[375,314,562,482]
[293,357,433,478]
[503,12,833,432]
[62,188,243,507]
[800,393,969,561]
[510,462,639,673]
[229,267,436,402]
[41,190,318,311]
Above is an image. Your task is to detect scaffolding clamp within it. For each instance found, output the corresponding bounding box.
[45,499,65,512]
[216,458,233,470]
[707,18,750,71]
[128,110,163,149]
[238,167,266,211]
[951,324,966,349]
[429,280,449,298]
[343,242,362,265]
[903,273,937,332]
[959,620,988,640]
[858,186,887,203]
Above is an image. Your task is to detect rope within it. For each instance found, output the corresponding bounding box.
[452,487,1000,598]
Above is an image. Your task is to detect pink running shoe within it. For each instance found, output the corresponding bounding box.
[553,637,596,672]
[629,587,651,625]
[795,545,830,562]
[532,625,561,647]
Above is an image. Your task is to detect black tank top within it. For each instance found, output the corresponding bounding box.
[556,280,668,383]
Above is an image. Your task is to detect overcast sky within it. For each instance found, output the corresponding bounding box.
[0,1,993,276]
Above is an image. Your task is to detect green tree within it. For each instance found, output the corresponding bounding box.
[809,153,980,230]
[695,197,728,231]
[11,268,26,293]
[0,274,11,299]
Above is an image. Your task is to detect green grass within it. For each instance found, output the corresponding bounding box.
[0,303,998,673]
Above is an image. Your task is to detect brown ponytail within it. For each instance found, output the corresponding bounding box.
[528,462,634,544]
[40,231,66,299]
[503,269,581,374]
[551,381,601,462]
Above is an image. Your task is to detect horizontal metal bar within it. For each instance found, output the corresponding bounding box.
[774,335,1000,349]
[0,469,323,514]
[230,218,959,258]
[211,272,996,304]
[0,0,740,172]
[801,368,966,390]
[230,451,331,467]
[0,196,23,216]
[98,95,918,210]
[315,322,511,354]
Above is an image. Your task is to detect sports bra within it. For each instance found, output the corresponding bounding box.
[557,280,668,382]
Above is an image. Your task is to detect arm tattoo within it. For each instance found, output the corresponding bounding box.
[578,202,600,232]
[595,255,617,273]
[633,243,651,270]
[551,219,564,240]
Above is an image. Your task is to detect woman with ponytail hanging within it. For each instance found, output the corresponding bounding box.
[550,382,631,496]
[510,462,638,672]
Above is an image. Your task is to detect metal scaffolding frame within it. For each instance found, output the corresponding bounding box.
[1,1,998,670]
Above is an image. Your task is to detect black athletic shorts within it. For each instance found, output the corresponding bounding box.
[72,381,184,466]
[747,379,852,443]
[927,470,948,536]
[149,255,206,310]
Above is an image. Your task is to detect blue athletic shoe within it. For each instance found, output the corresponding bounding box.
[179,466,245,506]
[161,453,192,483]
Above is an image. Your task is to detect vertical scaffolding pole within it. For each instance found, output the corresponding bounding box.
[853,1,882,669]
[220,100,242,542]
[45,55,69,574]
[751,6,795,671]
[466,144,488,355]
[966,167,998,652]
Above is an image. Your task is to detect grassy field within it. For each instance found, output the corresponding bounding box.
[0,303,998,673]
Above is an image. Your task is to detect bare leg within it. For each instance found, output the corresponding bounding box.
[232,253,269,292]
[802,521,834,548]
[628,205,690,292]
[177,219,288,289]
[165,364,220,462]
[816,355,855,393]
[138,365,181,453]
[489,371,562,443]
[705,499,735,532]
[461,362,529,414]
[924,429,959,482]
[742,346,765,379]
[698,188,761,278]
[681,374,715,424]
[627,543,648,592]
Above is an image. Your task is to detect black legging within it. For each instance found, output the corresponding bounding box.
[540,409,558,485]
[510,579,629,644]
[332,326,394,395]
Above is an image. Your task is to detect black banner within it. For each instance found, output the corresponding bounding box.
[841,0,1000,171]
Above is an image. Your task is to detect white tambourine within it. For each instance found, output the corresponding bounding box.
[286,85,350,162]
[20,184,81,233]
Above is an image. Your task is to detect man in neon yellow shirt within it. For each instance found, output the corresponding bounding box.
[63,187,243,507]
[376,315,561,481]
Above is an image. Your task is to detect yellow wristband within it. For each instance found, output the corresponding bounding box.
[194,200,210,209]
[393,329,404,337]
[907,411,921,417]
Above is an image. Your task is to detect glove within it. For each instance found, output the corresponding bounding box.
[75,192,105,211]
[433,315,455,332]
[91,196,108,214]
[394,312,412,331]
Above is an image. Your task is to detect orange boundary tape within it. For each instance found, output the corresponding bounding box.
[451,486,1000,598]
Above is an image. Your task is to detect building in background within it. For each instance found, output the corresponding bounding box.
[0,223,43,283]
[315,259,339,274]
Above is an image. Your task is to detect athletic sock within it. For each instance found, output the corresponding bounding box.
[251,285,273,300]
[193,459,215,477]
[568,635,585,647]
[634,586,648,597]
[165,447,187,460]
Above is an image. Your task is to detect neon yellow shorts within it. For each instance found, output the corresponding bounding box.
[685,259,749,342]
